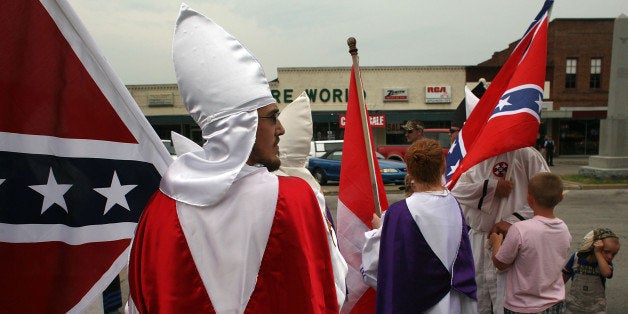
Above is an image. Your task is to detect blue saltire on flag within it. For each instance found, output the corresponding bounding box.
[0,1,172,313]
[446,0,553,189]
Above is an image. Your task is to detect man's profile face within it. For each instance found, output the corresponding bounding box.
[405,128,423,143]
[247,103,285,171]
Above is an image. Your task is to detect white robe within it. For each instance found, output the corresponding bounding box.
[450,147,549,314]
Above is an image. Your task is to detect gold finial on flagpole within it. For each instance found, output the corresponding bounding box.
[347,37,357,56]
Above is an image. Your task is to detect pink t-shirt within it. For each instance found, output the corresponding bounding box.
[495,215,571,312]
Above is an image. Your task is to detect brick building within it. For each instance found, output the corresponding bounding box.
[468,18,616,155]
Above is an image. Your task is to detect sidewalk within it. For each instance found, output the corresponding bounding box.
[321,156,628,195]
[552,156,628,190]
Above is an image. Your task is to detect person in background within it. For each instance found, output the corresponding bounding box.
[128,5,342,312]
[563,228,620,313]
[362,138,477,313]
[400,119,425,190]
[401,119,425,144]
[489,172,571,314]
[543,135,555,166]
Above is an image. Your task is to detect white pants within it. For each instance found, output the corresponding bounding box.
[469,229,507,314]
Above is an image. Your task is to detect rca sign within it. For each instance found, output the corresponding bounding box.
[339,114,386,128]
[425,85,452,104]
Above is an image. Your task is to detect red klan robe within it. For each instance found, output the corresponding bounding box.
[129,167,339,313]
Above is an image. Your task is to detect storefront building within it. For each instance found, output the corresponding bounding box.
[270,66,467,146]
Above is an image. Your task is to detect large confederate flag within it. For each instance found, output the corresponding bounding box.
[0,1,171,313]
[446,0,553,188]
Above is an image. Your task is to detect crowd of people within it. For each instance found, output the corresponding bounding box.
[124,4,620,314]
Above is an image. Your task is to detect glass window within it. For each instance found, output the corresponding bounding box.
[559,119,599,155]
[590,58,601,88]
[565,58,577,88]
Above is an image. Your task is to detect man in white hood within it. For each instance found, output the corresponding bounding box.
[128,4,343,313]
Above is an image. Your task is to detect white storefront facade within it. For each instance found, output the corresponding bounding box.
[271,66,466,146]
[128,65,468,147]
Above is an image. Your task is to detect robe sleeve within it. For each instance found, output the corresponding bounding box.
[361,227,382,288]
[451,162,499,215]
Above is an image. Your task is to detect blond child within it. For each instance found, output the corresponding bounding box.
[562,228,620,313]
[489,172,571,313]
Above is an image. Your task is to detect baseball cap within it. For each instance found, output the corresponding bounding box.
[401,119,425,131]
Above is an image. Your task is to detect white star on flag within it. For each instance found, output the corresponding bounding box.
[534,94,544,112]
[94,171,137,215]
[0,178,5,186]
[447,159,460,177]
[448,141,458,154]
[29,168,72,214]
[497,95,512,111]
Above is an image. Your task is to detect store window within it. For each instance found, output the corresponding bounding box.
[312,113,342,141]
[559,119,599,155]
[590,58,602,88]
[565,58,577,88]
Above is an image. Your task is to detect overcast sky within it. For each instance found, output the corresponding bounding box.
[66,0,628,85]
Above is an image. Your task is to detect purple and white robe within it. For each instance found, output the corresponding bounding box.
[362,190,477,313]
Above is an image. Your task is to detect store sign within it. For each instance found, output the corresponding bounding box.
[271,88,350,104]
[383,88,408,102]
[148,93,174,107]
[425,85,451,104]
[339,114,386,128]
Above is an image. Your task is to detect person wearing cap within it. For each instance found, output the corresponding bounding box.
[562,228,620,313]
[449,83,550,314]
[128,5,344,313]
[401,119,425,144]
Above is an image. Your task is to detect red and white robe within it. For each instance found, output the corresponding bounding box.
[129,166,339,313]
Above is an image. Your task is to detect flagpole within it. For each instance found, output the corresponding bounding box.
[347,37,382,216]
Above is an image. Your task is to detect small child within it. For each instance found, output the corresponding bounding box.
[489,172,571,313]
[562,228,620,313]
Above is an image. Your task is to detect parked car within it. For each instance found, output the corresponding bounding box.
[306,140,344,167]
[376,128,451,161]
[309,140,344,158]
[307,149,407,185]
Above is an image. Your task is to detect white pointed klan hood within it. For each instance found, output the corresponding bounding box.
[464,85,480,119]
[160,4,276,206]
[170,131,202,157]
[274,92,321,192]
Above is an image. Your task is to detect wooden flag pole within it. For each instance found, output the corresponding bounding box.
[348,37,382,216]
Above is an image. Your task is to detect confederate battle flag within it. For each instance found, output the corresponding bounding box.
[446,0,554,189]
[0,1,171,312]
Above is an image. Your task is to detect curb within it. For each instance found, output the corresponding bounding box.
[562,180,628,190]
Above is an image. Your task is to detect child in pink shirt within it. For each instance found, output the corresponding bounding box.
[489,172,571,313]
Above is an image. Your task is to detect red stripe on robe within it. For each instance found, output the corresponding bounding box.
[129,176,338,313]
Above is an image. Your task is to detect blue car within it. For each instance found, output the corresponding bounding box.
[307,150,407,185]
